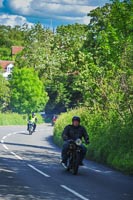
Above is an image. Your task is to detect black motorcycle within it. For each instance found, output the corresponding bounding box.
[66,139,82,175]
[28,122,34,135]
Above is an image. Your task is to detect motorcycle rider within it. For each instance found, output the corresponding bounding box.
[61,116,89,168]
[27,112,37,132]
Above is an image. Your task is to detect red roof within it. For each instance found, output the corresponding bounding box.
[0,60,14,70]
[12,46,24,55]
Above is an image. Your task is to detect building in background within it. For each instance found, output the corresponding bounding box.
[11,46,24,57]
[0,46,24,79]
[0,60,14,78]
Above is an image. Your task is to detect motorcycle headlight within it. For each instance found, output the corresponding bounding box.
[75,138,82,146]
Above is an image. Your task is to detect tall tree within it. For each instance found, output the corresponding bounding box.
[0,74,10,111]
[10,67,49,113]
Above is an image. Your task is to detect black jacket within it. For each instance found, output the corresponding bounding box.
[62,125,89,143]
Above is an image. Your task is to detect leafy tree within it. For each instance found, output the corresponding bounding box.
[0,74,10,111]
[1,0,132,117]
[47,24,88,110]
[78,0,133,120]
[16,23,88,112]
[16,23,54,70]
[0,24,28,60]
[10,67,49,113]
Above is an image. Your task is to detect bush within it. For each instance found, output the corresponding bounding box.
[0,113,44,126]
[54,108,133,174]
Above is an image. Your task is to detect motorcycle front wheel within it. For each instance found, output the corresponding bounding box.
[72,153,80,175]
[29,130,32,135]
[29,128,33,135]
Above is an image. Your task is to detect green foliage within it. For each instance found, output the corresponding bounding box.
[0,112,44,125]
[0,74,10,111]
[10,67,49,113]
[0,25,26,47]
[0,47,11,60]
[54,108,133,174]
[0,113,26,125]
[15,23,88,112]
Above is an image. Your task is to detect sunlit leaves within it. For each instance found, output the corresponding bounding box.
[10,67,49,113]
[0,74,10,111]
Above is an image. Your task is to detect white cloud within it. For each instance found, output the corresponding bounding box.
[0,14,33,27]
[8,0,32,14]
[7,0,96,24]
[79,16,91,25]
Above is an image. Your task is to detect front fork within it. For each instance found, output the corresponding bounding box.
[68,150,81,168]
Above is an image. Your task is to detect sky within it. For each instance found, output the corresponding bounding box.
[0,0,110,28]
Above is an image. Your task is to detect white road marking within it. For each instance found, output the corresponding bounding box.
[1,131,51,179]
[3,144,9,150]
[10,151,16,156]
[83,166,112,174]
[0,128,91,200]
[2,136,7,140]
[10,151,23,160]
[61,185,89,200]
[28,164,50,178]
[7,133,12,136]
[1,131,24,161]
[1,132,17,152]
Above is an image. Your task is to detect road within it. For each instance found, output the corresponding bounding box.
[0,124,132,200]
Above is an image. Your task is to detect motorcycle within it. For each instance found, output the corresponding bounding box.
[51,115,58,126]
[28,122,34,135]
[66,138,82,175]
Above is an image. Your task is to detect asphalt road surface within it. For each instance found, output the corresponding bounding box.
[0,124,133,200]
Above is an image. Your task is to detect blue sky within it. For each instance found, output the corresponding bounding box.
[0,0,110,28]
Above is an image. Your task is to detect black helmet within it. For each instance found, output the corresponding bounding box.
[72,116,80,123]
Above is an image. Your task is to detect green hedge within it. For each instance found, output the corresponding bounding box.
[0,113,44,126]
[54,108,133,175]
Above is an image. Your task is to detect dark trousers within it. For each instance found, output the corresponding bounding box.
[27,123,36,131]
[61,141,87,163]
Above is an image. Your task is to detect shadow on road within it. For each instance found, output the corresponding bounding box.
[43,135,61,151]
[0,156,69,200]
[18,132,29,135]
[1,125,133,200]
[3,142,55,151]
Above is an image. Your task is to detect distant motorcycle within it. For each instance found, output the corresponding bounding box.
[28,122,34,135]
[51,115,58,126]
[65,138,82,175]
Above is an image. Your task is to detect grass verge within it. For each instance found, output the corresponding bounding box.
[0,113,44,126]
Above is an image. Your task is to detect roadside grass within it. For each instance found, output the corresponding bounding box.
[53,108,133,175]
[0,113,44,126]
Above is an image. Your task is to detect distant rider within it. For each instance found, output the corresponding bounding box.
[61,116,89,167]
[27,113,37,132]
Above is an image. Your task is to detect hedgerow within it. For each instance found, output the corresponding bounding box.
[54,108,133,174]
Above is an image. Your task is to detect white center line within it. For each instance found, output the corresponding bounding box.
[1,130,89,200]
[2,136,7,140]
[28,164,50,178]
[1,131,51,178]
[61,185,89,200]
[3,144,9,150]
[7,133,12,136]
[10,151,23,160]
